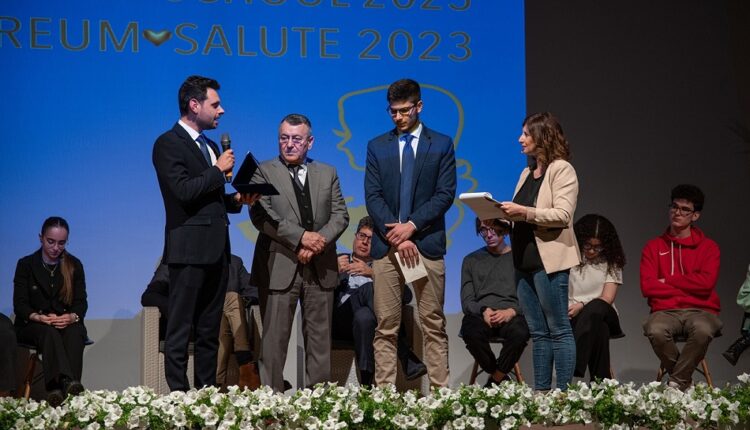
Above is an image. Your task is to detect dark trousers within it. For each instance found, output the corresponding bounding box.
[16,321,86,388]
[0,314,18,391]
[461,313,529,374]
[570,298,621,381]
[165,254,228,391]
[332,283,413,374]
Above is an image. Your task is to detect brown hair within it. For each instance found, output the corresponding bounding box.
[523,112,571,168]
[41,216,74,305]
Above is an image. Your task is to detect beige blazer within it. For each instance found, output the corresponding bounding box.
[511,159,581,274]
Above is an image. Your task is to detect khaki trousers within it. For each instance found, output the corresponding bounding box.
[216,292,251,385]
[373,249,449,387]
[643,309,722,389]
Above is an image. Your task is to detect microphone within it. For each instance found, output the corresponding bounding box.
[220,133,233,183]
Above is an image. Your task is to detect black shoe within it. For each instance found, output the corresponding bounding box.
[723,334,750,366]
[62,378,84,397]
[61,376,84,396]
[47,389,64,407]
[405,361,427,381]
[283,380,293,392]
[400,350,428,381]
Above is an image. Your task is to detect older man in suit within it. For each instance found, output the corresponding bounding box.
[152,75,257,391]
[250,113,349,392]
[365,78,457,387]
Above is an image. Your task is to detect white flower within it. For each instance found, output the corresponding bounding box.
[466,415,484,429]
[738,373,749,384]
[450,416,467,429]
[452,401,464,415]
[350,407,364,423]
[295,395,312,410]
[373,408,386,420]
[475,399,488,414]
[500,415,517,430]
[304,415,321,429]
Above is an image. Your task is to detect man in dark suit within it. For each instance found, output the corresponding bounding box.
[140,254,261,390]
[332,216,426,386]
[364,78,457,387]
[152,75,257,391]
[250,113,349,392]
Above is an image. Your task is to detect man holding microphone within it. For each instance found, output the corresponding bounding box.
[152,75,257,391]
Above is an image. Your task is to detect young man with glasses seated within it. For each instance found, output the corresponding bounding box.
[460,218,529,387]
[641,184,722,391]
[332,216,426,386]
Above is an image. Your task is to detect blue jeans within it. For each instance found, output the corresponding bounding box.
[516,269,575,390]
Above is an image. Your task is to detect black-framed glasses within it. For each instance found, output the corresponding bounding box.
[355,232,372,243]
[668,203,695,216]
[478,226,501,237]
[386,103,418,117]
[582,243,604,252]
[279,134,309,146]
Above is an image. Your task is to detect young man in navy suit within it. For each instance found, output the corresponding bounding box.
[364,78,457,387]
[152,75,257,391]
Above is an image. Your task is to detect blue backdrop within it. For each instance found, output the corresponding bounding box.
[0,0,526,318]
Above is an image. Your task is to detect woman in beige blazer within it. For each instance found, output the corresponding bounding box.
[499,112,580,391]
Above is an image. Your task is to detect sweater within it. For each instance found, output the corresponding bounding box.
[460,248,521,317]
[640,226,720,314]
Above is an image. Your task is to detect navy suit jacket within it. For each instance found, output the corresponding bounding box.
[152,123,240,265]
[364,125,456,260]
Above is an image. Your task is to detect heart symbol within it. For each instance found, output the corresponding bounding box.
[143,29,172,47]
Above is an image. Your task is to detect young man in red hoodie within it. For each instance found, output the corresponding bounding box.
[641,184,722,390]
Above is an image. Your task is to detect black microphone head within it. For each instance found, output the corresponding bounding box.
[220,133,231,150]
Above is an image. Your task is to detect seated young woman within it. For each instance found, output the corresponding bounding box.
[568,214,626,381]
[13,216,88,406]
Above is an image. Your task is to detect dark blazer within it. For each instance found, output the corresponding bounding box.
[152,123,240,265]
[250,157,349,291]
[364,125,457,260]
[13,250,88,327]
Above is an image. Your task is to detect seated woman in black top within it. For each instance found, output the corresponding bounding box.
[13,216,88,406]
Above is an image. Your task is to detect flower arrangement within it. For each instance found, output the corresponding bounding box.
[1,374,748,430]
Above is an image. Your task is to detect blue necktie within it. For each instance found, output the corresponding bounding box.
[196,134,212,165]
[399,134,415,222]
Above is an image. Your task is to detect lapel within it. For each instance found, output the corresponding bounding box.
[172,123,210,168]
[385,131,401,194]
[30,251,55,299]
[412,125,433,186]
[307,160,319,221]
[269,158,301,222]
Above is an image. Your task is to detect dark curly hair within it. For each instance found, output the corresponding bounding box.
[574,214,626,274]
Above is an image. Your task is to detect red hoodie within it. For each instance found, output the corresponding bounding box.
[640,226,720,314]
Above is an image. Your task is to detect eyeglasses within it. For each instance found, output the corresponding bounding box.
[386,103,418,117]
[582,243,604,252]
[668,203,695,216]
[279,134,309,145]
[478,226,503,237]
[355,232,372,243]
